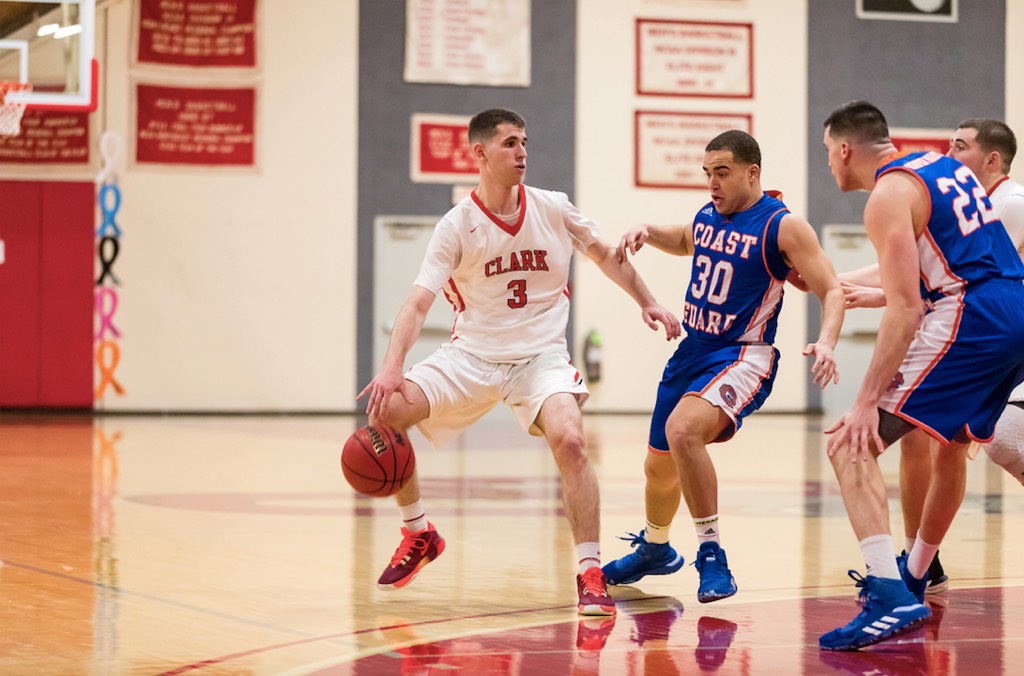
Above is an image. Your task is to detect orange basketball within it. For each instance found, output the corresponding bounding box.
[341,425,416,497]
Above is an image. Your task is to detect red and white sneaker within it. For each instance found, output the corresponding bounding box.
[377,522,445,590]
[577,616,616,652]
[577,567,616,616]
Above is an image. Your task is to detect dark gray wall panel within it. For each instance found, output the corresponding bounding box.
[808,0,1005,234]
[356,0,577,397]
[804,0,1005,409]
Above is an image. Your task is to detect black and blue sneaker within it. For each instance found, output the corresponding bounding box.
[601,530,684,585]
[897,552,929,603]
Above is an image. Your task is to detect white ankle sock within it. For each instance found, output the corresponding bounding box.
[645,519,671,544]
[577,542,601,574]
[694,514,719,545]
[398,500,428,533]
[907,533,939,580]
[859,534,900,580]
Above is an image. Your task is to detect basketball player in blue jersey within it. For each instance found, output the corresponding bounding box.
[359,108,681,618]
[836,118,1024,597]
[818,101,1024,651]
[602,130,845,604]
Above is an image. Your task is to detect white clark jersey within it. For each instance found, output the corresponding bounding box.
[989,176,1024,258]
[414,184,601,362]
[989,176,1024,402]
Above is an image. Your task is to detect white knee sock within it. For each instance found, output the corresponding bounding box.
[983,404,1024,485]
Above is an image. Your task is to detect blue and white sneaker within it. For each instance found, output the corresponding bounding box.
[819,575,931,651]
[602,530,684,585]
[693,541,737,603]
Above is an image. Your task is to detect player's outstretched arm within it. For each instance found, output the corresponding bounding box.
[587,239,681,340]
[357,285,435,422]
[617,223,694,261]
[841,280,887,309]
[778,214,845,389]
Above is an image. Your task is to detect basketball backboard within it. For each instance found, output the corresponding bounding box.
[0,0,96,110]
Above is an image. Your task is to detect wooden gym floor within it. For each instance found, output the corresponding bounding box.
[2,411,1023,675]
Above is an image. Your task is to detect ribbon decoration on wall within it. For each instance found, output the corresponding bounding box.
[95,131,126,400]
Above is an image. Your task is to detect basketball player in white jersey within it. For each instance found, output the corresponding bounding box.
[359,108,681,617]
[839,118,1024,595]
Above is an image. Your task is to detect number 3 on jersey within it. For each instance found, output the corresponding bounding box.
[507,279,527,308]
[937,165,999,236]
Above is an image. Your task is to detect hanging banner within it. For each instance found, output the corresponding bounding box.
[410,113,476,184]
[890,128,950,155]
[136,0,258,67]
[637,19,753,98]
[0,110,91,164]
[135,83,256,166]
[857,0,957,23]
[635,110,752,189]
[404,0,531,87]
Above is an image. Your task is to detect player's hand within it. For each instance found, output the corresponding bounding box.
[357,362,413,423]
[841,281,887,309]
[802,341,838,388]
[617,226,650,262]
[825,404,884,463]
[642,304,682,340]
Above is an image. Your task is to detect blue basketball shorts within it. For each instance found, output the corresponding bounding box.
[648,339,779,452]
[879,279,1024,444]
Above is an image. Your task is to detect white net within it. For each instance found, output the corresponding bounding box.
[0,83,31,137]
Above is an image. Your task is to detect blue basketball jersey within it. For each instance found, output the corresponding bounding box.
[875,152,1024,443]
[682,191,792,344]
[876,152,1024,300]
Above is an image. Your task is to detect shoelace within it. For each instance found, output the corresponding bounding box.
[839,572,892,631]
[580,569,609,597]
[615,531,655,561]
[849,569,869,600]
[390,530,429,566]
[692,549,720,572]
[616,530,647,550]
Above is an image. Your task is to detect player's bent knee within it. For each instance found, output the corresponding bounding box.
[984,404,1024,467]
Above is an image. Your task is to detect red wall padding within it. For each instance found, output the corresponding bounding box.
[0,181,95,408]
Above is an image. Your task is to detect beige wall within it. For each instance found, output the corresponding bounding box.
[1008,0,1024,171]
[575,0,809,412]
[5,1,1023,412]
[85,0,357,410]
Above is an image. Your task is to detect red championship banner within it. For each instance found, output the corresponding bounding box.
[410,113,476,184]
[137,0,257,67]
[890,128,950,155]
[135,84,256,166]
[0,110,90,164]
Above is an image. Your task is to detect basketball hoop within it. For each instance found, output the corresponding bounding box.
[0,82,32,137]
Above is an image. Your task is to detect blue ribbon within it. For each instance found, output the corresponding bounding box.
[96,184,122,237]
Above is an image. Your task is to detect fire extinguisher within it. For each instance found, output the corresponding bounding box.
[583,330,602,383]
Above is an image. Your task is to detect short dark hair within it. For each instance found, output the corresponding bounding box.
[706,129,761,168]
[468,108,526,144]
[824,100,890,144]
[957,117,1017,173]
